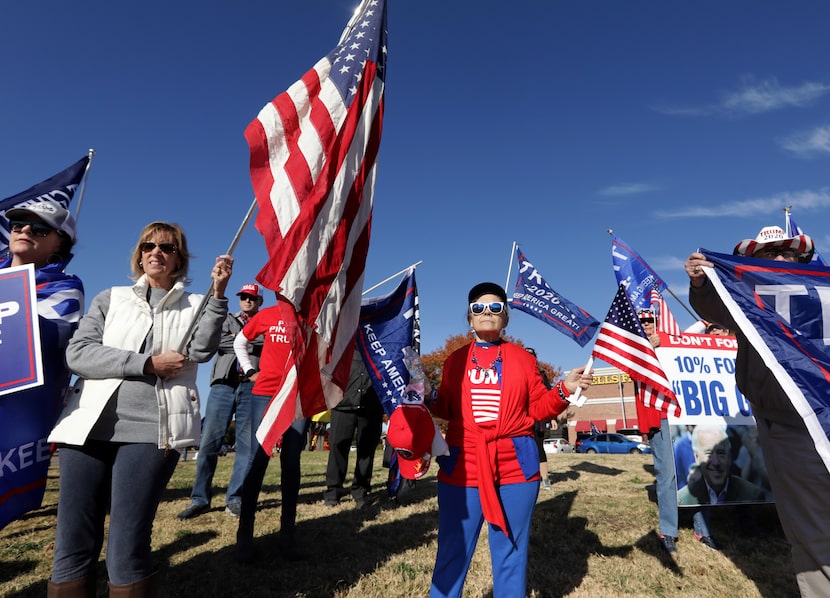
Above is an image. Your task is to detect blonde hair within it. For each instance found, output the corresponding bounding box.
[130,221,191,283]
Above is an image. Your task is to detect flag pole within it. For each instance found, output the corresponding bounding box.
[72,149,96,222]
[504,241,517,291]
[783,205,792,236]
[176,198,258,353]
[569,355,594,407]
[362,260,422,296]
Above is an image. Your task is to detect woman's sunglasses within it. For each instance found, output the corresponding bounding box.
[139,242,178,254]
[469,301,505,315]
[9,220,55,237]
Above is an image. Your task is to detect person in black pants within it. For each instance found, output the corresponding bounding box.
[324,349,384,508]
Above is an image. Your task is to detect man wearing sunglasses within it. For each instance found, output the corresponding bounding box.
[687,226,830,595]
[178,283,264,520]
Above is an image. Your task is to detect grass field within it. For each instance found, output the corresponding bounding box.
[1,449,798,597]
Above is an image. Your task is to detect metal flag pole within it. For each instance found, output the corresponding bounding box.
[176,198,258,353]
[362,260,423,296]
[783,205,793,236]
[72,149,96,222]
[503,241,517,292]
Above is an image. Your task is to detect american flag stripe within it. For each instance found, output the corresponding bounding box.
[649,288,682,337]
[247,0,386,452]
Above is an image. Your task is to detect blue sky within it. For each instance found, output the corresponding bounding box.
[3,1,830,396]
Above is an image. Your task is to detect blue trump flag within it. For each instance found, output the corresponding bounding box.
[0,155,89,256]
[787,213,828,268]
[509,246,599,347]
[356,269,418,417]
[702,249,830,473]
[611,232,668,311]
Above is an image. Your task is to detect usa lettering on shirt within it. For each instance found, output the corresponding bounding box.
[469,345,502,423]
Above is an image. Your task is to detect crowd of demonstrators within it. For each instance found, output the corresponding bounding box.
[8,199,828,598]
[634,307,681,562]
[0,203,84,528]
[323,348,384,508]
[46,222,231,596]
[526,347,553,491]
[177,283,265,521]
[232,292,308,563]
[687,225,830,597]
[418,282,593,598]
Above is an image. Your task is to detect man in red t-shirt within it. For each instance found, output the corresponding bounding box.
[233,295,308,562]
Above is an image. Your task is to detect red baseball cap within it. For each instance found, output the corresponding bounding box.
[236,283,261,298]
[387,403,435,480]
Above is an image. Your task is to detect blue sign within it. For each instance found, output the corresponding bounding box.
[0,264,42,395]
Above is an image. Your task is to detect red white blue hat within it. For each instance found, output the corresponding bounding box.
[733,226,814,263]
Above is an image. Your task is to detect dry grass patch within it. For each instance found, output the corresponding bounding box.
[1,451,797,597]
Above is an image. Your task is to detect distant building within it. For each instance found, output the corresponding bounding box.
[564,366,640,443]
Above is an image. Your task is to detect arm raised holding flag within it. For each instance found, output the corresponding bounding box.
[686,225,830,593]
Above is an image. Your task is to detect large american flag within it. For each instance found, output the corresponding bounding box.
[649,287,681,337]
[245,0,387,450]
[593,284,681,417]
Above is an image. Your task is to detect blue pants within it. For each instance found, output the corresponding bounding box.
[52,441,179,585]
[650,418,678,538]
[430,480,538,598]
[239,394,308,532]
[189,381,254,507]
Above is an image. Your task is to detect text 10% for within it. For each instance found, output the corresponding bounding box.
[673,356,711,374]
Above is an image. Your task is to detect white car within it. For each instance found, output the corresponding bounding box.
[543,438,573,454]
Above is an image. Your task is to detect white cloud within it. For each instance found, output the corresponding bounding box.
[721,76,830,114]
[653,76,830,117]
[597,182,662,196]
[656,188,830,218]
[781,125,830,157]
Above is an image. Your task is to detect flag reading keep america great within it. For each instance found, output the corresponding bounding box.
[245,0,387,447]
[592,284,681,416]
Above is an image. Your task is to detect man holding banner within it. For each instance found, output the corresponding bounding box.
[686,225,830,596]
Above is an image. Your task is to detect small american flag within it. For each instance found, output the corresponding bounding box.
[593,285,680,417]
[245,0,387,451]
[649,287,682,337]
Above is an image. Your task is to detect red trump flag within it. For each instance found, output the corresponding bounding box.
[245,0,387,450]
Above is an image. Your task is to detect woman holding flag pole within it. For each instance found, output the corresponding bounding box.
[47,221,232,597]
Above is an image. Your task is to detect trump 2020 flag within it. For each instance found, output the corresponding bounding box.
[357,269,418,416]
[611,232,669,311]
[246,0,387,448]
[0,156,89,257]
[787,212,827,267]
[700,250,830,473]
[510,246,599,347]
[592,284,681,417]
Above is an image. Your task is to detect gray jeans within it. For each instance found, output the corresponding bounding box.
[52,441,179,585]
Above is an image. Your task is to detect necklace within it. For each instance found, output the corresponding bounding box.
[471,343,502,373]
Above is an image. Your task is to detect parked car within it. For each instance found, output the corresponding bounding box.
[577,433,651,455]
[543,438,573,454]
